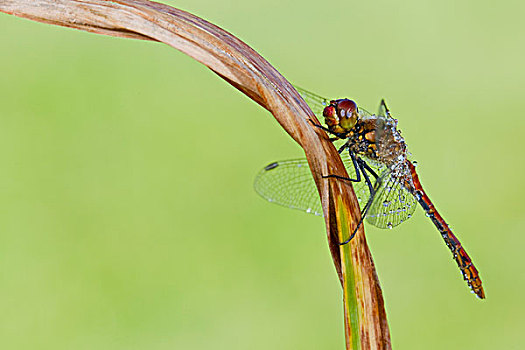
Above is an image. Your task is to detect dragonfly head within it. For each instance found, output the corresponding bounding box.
[323,99,359,133]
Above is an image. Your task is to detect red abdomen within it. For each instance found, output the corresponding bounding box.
[407,161,485,299]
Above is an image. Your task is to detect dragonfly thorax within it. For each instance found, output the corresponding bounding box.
[346,117,409,172]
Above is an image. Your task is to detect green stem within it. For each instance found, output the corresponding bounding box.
[339,202,361,350]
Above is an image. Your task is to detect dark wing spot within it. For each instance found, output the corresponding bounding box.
[264,162,279,171]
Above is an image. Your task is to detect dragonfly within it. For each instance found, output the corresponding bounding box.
[254,86,485,299]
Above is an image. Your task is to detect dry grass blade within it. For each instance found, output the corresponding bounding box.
[1,0,391,348]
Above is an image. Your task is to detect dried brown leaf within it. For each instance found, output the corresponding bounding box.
[1,1,391,348]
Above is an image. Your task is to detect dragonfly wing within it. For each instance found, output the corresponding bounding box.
[294,85,374,119]
[254,159,324,216]
[293,85,331,117]
[377,99,390,118]
[254,153,377,216]
[358,107,374,118]
[366,171,418,229]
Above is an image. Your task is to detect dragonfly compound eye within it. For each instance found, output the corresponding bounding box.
[322,105,339,128]
[336,99,358,130]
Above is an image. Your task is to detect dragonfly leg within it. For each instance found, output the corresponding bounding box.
[321,151,381,245]
[322,152,361,182]
[310,120,330,132]
[321,151,382,245]
[309,119,347,139]
[357,158,376,196]
[359,158,379,180]
[337,143,348,154]
[328,152,377,195]
[340,174,381,245]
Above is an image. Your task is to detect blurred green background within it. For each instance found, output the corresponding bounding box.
[0,0,523,349]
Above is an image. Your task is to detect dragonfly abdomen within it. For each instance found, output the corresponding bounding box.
[407,161,485,299]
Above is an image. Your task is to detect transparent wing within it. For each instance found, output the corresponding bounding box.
[254,153,381,217]
[358,106,374,118]
[366,171,418,228]
[374,113,405,168]
[368,99,417,227]
[293,85,331,117]
[254,159,324,216]
[293,85,374,118]
[377,99,390,118]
